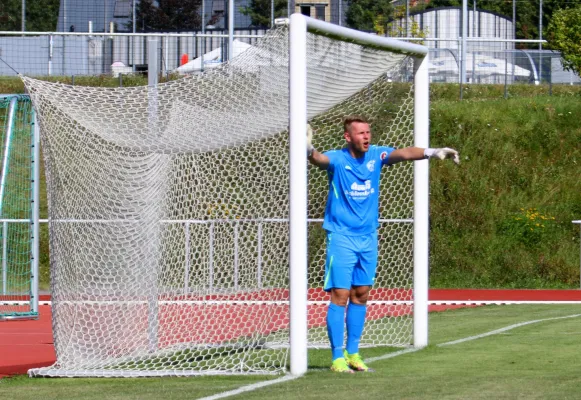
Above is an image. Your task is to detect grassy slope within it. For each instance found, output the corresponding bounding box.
[429,95,581,288]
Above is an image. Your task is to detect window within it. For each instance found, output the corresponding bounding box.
[315,5,325,20]
[300,6,311,17]
[114,0,132,18]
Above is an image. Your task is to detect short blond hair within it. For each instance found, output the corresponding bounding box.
[343,115,369,132]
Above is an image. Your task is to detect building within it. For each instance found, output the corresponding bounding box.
[292,0,346,25]
[56,0,252,33]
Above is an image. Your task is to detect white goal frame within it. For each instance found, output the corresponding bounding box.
[288,14,430,376]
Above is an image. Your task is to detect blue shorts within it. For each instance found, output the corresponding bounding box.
[323,231,378,292]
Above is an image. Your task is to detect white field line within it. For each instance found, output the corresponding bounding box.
[195,375,299,400]
[4,300,581,306]
[196,312,581,400]
[438,313,581,347]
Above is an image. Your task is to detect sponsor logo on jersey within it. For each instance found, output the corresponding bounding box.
[346,180,374,198]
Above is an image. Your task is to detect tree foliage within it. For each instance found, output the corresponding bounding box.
[346,0,393,31]
[0,0,60,31]
[240,0,287,27]
[547,5,581,75]
[133,0,202,31]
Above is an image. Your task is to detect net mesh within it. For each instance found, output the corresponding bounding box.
[23,25,416,376]
[0,96,36,320]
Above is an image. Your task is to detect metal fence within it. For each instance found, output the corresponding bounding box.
[0,29,578,88]
[0,29,266,78]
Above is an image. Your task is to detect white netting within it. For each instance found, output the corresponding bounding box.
[0,96,37,320]
[24,25,416,377]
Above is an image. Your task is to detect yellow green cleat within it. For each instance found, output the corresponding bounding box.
[330,357,354,373]
[344,351,375,372]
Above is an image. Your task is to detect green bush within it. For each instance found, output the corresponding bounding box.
[498,208,557,247]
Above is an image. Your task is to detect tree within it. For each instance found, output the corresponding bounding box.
[547,5,581,75]
[0,0,59,32]
[346,0,393,32]
[133,0,203,31]
[240,0,287,27]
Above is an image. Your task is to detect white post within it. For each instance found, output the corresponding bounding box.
[31,112,40,314]
[201,0,206,71]
[48,35,53,76]
[147,36,159,353]
[228,0,234,62]
[413,54,429,348]
[461,0,467,86]
[539,0,543,82]
[472,0,476,83]
[288,13,308,377]
[148,37,159,87]
[132,1,136,72]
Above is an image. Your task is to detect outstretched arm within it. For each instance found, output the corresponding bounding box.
[307,124,330,170]
[387,146,460,165]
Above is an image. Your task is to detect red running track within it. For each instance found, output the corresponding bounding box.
[1,289,580,378]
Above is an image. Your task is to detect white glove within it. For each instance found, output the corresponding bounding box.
[424,147,460,165]
[307,124,315,157]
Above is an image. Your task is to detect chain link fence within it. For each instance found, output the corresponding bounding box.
[0,0,579,92]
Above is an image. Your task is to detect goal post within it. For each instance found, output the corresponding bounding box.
[0,95,40,321]
[289,15,430,375]
[24,14,429,377]
[412,55,430,348]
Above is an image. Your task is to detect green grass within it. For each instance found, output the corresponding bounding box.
[0,74,176,93]
[429,96,581,288]
[1,305,580,399]
[2,76,581,100]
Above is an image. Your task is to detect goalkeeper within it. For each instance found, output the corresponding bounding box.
[307,115,459,373]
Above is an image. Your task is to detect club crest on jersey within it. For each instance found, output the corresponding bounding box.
[380,151,388,160]
[366,160,375,172]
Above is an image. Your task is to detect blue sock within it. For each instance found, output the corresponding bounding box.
[346,303,367,355]
[326,303,346,361]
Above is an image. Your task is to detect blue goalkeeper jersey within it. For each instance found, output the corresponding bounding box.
[322,145,396,235]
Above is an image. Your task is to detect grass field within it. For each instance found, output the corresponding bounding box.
[1,304,580,399]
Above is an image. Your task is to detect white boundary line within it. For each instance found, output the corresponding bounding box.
[4,300,581,306]
[196,375,299,400]
[196,312,581,400]
[438,313,581,347]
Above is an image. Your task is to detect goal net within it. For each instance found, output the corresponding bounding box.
[0,95,39,321]
[24,17,428,377]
